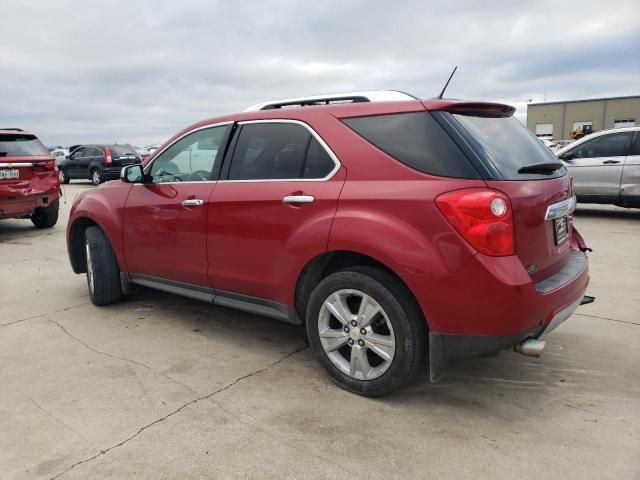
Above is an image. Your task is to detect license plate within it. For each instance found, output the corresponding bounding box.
[553,216,569,245]
[0,168,19,180]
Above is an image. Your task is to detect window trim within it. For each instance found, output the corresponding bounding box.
[141,121,233,184]
[219,119,341,183]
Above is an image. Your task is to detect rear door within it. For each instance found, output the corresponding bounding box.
[558,131,633,198]
[79,146,97,177]
[621,132,640,203]
[208,120,344,305]
[123,124,230,286]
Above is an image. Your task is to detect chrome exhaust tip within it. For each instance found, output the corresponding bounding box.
[514,339,546,357]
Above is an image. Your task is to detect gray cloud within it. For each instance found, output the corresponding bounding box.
[1,0,638,146]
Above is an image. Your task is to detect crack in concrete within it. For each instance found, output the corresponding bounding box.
[574,312,639,326]
[44,315,199,395]
[0,302,91,327]
[48,344,308,480]
[30,398,91,444]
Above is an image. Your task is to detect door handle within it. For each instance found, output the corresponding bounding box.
[181,199,204,207]
[602,160,620,164]
[283,194,315,204]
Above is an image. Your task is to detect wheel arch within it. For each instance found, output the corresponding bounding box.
[294,250,428,330]
[68,216,123,274]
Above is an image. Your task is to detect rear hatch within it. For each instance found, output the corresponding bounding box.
[0,132,55,185]
[431,103,574,281]
[110,144,140,167]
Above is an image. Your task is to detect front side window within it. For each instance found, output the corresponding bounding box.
[70,147,86,159]
[149,125,228,183]
[569,132,632,159]
[227,123,335,180]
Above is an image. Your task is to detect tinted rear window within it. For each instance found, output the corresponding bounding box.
[0,134,49,157]
[342,112,479,179]
[110,145,137,156]
[451,114,563,180]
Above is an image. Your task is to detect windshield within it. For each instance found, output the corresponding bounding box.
[452,114,564,180]
[0,134,49,157]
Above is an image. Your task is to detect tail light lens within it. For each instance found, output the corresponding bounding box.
[105,146,113,166]
[33,160,56,171]
[436,188,515,256]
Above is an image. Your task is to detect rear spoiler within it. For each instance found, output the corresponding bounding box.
[423,101,515,118]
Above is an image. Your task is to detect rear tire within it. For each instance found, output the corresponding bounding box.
[30,200,59,228]
[58,168,70,184]
[306,266,426,396]
[91,168,104,186]
[85,226,122,306]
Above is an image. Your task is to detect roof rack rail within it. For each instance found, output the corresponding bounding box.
[244,90,418,112]
[0,128,24,132]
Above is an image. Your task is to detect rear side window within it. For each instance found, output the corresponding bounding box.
[451,114,562,180]
[342,112,479,179]
[228,123,335,180]
[0,134,49,157]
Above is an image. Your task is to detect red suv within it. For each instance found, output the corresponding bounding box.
[66,91,591,396]
[1,129,60,228]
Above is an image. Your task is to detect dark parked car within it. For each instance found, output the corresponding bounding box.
[66,91,592,396]
[1,128,60,228]
[58,144,141,185]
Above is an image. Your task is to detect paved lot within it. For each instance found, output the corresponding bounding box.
[1,183,639,480]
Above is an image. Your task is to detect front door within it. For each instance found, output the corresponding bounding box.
[123,124,230,286]
[66,147,86,178]
[561,131,633,198]
[208,121,344,305]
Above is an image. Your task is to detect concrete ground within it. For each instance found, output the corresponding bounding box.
[1,182,638,480]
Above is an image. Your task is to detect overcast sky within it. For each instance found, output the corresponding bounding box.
[2,0,639,147]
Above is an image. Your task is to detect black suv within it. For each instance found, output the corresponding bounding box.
[58,144,141,185]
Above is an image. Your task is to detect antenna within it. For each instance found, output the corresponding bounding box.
[437,66,458,99]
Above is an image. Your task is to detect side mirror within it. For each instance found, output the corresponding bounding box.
[121,164,145,183]
[559,153,574,161]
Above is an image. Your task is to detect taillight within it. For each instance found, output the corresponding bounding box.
[435,188,515,256]
[34,160,56,171]
[105,146,113,165]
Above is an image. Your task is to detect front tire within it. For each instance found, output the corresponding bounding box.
[306,266,426,396]
[30,200,59,228]
[91,168,104,186]
[84,226,122,306]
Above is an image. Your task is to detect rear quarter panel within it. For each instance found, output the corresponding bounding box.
[323,113,484,277]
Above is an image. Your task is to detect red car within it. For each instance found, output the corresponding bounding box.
[66,91,591,396]
[1,128,60,228]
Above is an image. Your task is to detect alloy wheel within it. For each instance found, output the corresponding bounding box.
[318,289,395,380]
[85,239,95,295]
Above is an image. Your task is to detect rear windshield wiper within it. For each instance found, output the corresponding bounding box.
[517,162,564,174]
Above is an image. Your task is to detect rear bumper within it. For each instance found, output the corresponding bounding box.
[401,247,590,381]
[0,186,60,219]
[427,292,586,380]
[403,250,589,336]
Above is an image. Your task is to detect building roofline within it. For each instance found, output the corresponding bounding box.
[528,95,640,107]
